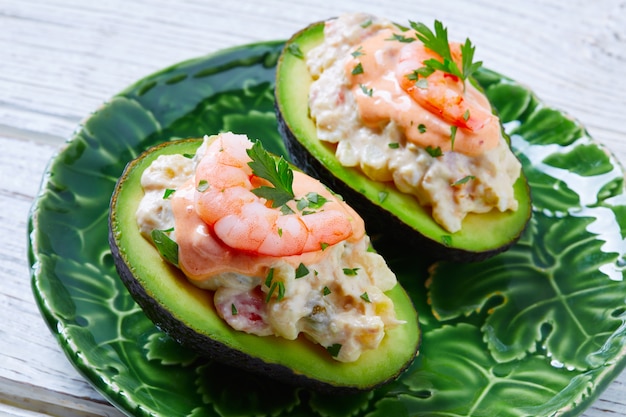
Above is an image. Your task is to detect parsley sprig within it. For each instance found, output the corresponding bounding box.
[151,229,179,266]
[409,20,482,83]
[247,140,295,207]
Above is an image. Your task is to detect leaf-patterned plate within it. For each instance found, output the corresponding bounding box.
[28,41,626,417]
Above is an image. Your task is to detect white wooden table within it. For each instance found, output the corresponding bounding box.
[1,0,625,415]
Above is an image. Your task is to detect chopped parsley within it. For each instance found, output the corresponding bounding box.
[295,263,309,279]
[342,267,360,276]
[386,33,415,43]
[163,188,175,199]
[418,124,427,133]
[451,175,476,186]
[247,140,294,208]
[425,145,443,157]
[280,204,295,215]
[450,125,458,150]
[326,343,342,357]
[266,282,278,303]
[265,268,274,287]
[151,229,178,266]
[231,304,238,315]
[351,46,364,58]
[265,281,285,303]
[351,62,364,75]
[407,67,435,82]
[277,282,285,301]
[296,192,328,211]
[359,84,373,96]
[287,43,304,59]
[196,179,210,192]
[388,142,400,149]
[322,286,331,296]
[360,292,371,303]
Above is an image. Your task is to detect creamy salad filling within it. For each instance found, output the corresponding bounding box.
[306,13,522,233]
[136,133,402,362]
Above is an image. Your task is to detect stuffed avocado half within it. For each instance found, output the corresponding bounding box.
[274,14,531,262]
[108,136,420,392]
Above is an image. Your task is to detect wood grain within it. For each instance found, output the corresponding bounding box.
[1,0,625,415]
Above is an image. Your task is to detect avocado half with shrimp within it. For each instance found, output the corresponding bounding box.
[108,137,420,393]
[274,19,531,262]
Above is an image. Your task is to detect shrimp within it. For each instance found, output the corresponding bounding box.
[395,42,495,134]
[193,133,363,257]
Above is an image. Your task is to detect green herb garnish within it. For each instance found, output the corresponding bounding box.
[265,268,274,287]
[277,281,285,301]
[425,145,443,157]
[343,268,360,276]
[418,123,427,134]
[326,343,342,357]
[247,140,294,207]
[320,242,329,251]
[265,275,285,302]
[151,229,178,266]
[163,188,175,199]
[387,33,416,43]
[407,67,435,82]
[287,43,304,59]
[360,19,373,28]
[296,192,328,211]
[280,204,295,215]
[231,304,238,315]
[322,286,331,296]
[360,292,371,303]
[306,192,327,208]
[351,46,364,58]
[450,125,458,150]
[295,263,309,278]
[388,142,400,149]
[352,62,364,75]
[359,84,373,96]
[451,175,476,186]
[410,20,482,82]
[196,179,210,192]
[266,282,278,303]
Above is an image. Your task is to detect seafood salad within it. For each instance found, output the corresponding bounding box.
[135,132,403,362]
[306,13,522,233]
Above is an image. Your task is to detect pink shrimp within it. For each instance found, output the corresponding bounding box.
[193,133,362,257]
[395,42,494,133]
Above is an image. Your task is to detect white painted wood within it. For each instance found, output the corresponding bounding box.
[1,0,624,415]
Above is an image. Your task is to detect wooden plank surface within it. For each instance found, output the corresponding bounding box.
[1,0,625,416]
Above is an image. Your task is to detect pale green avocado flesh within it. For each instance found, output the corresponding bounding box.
[274,21,532,262]
[108,138,420,392]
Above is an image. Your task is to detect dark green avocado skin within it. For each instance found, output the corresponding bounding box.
[108,241,323,391]
[108,138,420,394]
[274,21,532,263]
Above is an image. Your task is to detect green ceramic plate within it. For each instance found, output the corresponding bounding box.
[28,40,626,417]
